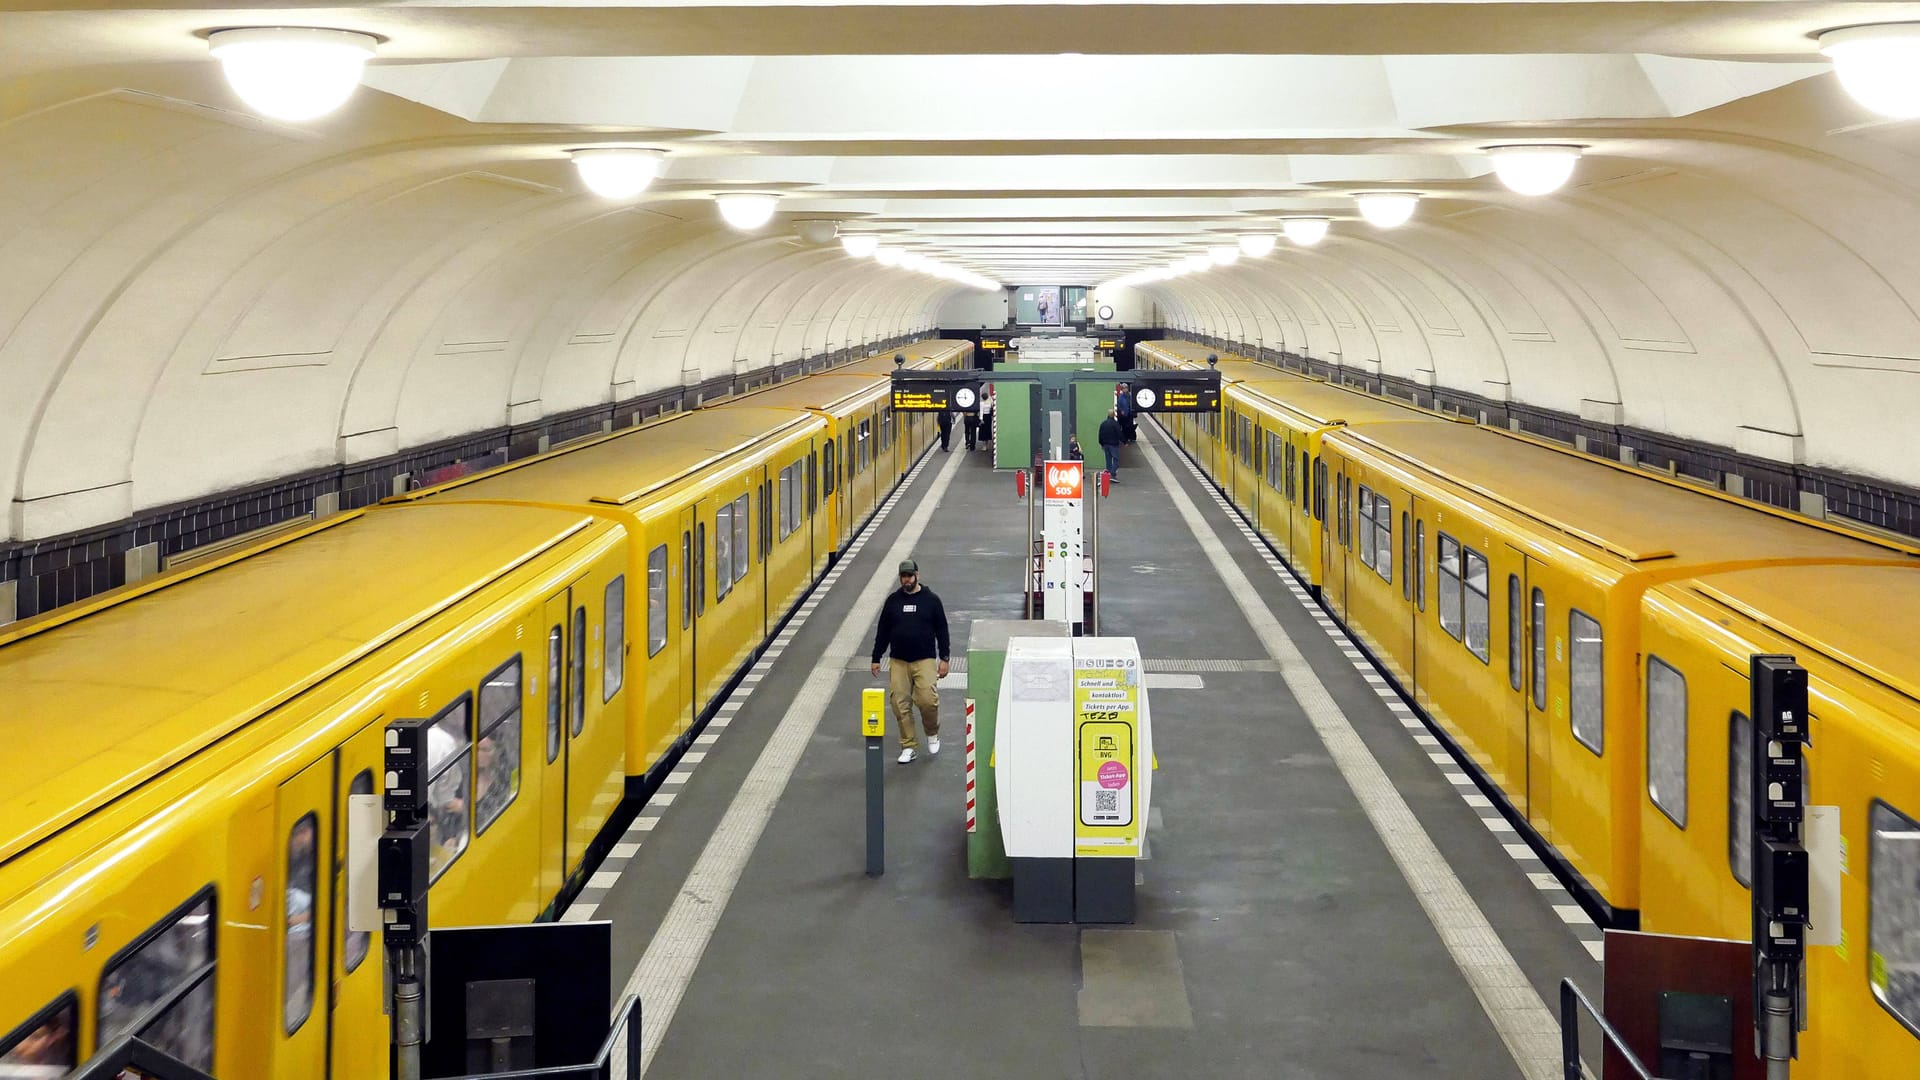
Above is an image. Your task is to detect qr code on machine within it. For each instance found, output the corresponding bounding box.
[1095,790,1119,815]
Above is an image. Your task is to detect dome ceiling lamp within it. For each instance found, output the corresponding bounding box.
[1818,24,1920,118]
[569,148,668,200]
[1237,233,1278,258]
[1485,145,1583,196]
[715,192,780,230]
[1281,216,1331,246]
[1355,192,1419,229]
[207,27,377,122]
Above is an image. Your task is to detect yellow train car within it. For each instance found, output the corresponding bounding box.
[1633,567,1920,1077]
[0,343,962,1077]
[0,502,628,1078]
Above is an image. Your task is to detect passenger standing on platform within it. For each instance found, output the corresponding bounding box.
[979,386,994,446]
[1115,382,1138,444]
[937,408,953,452]
[963,406,980,451]
[870,559,951,764]
[1068,433,1084,461]
[1098,410,1123,482]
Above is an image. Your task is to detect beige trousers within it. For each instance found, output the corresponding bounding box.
[888,657,940,749]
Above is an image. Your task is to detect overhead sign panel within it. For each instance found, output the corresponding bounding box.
[1131,380,1220,413]
[891,381,981,412]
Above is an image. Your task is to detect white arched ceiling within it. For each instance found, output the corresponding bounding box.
[4,11,1920,541]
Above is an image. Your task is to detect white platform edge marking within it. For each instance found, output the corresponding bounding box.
[624,448,963,1072]
[1140,429,1561,1080]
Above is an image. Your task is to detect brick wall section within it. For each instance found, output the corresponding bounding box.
[1168,330,1920,540]
[0,336,922,624]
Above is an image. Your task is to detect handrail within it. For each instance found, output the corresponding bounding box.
[1559,977,1672,1080]
[442,993,644,1080]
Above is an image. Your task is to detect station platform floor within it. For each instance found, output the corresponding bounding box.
[569,420,1603,1079]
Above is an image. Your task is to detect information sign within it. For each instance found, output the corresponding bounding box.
[1132,381,1220,413]
[1073,655,1141,858]
[892,383,981,412]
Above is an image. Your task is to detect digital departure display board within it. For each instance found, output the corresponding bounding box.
[892,384,980,412]
[1131,381,1220,413]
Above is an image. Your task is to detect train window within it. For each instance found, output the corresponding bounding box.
[284,813,318,1034]
[714,504,734,600]
[546,628,563,762]
[806,453,817,514]
[1357,487,1375,569]
[344,770,375,971]
[1415,521,1426,611]
[1463,548,1490,663]
[1729,711,1753,887]
[648,547,669,657]
[98,889,217,1070]
[1569,610,1604,755]
[1338,475,1352,549]
[1531,588,1547,709]
[1646,657,1687,828]
[1285,445,1296,502]
[1373,496,1392,585]
[604,576,625,701]
[1,992,78,1072]
[1507,576,1522,691]
[693,525,706,615]
[731,494,751,583]
[570,607,586,737]
[476,658,523,835]
[1868,800,1920,1032]
[1437,533,1463,641]
[682,532,694,626]
[779,468,794,539]
[822,441,837,497]
[427,697,472,878]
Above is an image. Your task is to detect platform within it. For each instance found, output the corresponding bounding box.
[573,422,1602,1079]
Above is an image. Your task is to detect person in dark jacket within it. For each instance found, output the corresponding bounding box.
[937,409,953,451]
[963,407,980,451]
[1098,410,1123,482]
[1115,382,1138,443]
[1067,433,1084,461]
[870,558,951,763]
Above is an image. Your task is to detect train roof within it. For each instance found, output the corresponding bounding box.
[395,406,815,509]
[1341,421,1915,567]
[826,339,971,377]
[1138,341,1444,428]
[1687,564,1920,705]
[0,503,593,869]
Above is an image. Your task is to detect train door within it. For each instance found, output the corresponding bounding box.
[540,587,574,868]
[272,754,332,1080]
[680,504,700,734]
[757,464,772,636]
[1319,457,1347,618]
[1521,554,1552,826]
[1408,494,1429,706]
[323,721,386,1079]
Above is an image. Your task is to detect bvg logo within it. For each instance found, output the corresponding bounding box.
[1046,462,1084,499]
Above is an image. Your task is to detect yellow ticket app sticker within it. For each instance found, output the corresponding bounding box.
[1074,662,1140,857]
[1080,721,1134,828]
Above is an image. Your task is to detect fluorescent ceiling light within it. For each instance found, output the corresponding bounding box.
[569,148,666,200]
[1182,254,1211,273]
[208,28,376,122]
[1355,192,1418,229]
[1208,244,1240,266]
[873,245,902,266]
[1237,233,1277,258]
[840,233,880,258]
[1485,145,1582,196]
[1819,25,1920,118]
[715,193,779,230]
[1282,217,1330,246]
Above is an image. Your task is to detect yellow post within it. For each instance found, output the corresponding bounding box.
[862,687,886,875]
[861,687,886,737]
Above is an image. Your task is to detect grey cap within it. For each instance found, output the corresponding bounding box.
[898,559,919,574]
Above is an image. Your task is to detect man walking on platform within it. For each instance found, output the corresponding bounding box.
[937,409,954,452]
[1115,381,1138,444]
[1098,409,1124,483]
[963,406,980,451]
[870,559,951,763]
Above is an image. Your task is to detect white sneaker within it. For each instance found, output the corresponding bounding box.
[928,736,941,756]
[897,748,916,764]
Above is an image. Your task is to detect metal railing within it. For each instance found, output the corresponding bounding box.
[1560,977,1672,1080]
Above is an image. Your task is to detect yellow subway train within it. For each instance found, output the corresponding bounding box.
[1139,339,1920,1076]
[0,341,968,1077]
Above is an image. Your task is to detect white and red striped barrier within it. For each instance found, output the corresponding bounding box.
[964,697,977,833]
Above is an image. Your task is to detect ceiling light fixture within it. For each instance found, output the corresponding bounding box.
[1182,254,1211,273]
[1208,244,1240,266]
[207,28,377,122]
[1282,217,1331,246]
[1355,192,1419,229]
[714,192,779,230]
[1485,145,1582,196]
[568,148,667,200]
[839,233,880,258]
[1237,233,1277,258]
[873,245,902,266]
[1818,24,1920,118]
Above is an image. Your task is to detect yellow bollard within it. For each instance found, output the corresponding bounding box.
[861,687,886,737]
[862,686,886,875]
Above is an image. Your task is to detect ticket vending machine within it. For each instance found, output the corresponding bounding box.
[993,635,1152,923]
